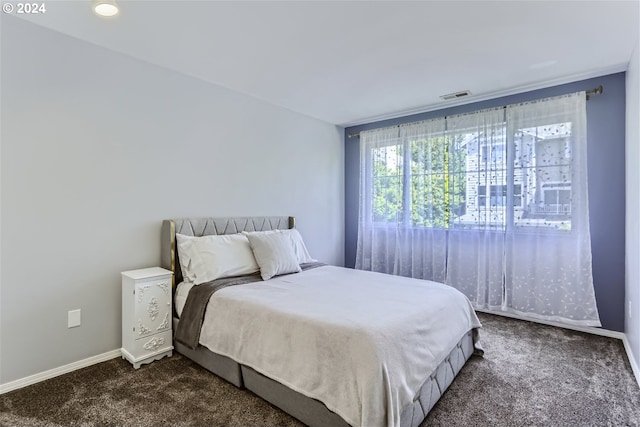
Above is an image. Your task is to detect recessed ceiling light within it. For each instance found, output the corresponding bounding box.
[94,1,118,17]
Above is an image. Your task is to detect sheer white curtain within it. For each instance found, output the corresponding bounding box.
[445,108,507,310]
[355,119,448,282]
[355,92,601,327]
[503,92,600,326]
[394,120,449,281]
[356,125,403,275]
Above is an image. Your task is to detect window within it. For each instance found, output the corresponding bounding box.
[371,144,403,223]
[367,120,575,231]
[477,184,522,208]
[513,123,573,229]
[514,184,523,207]
[542,184,571,214]
[357,92,597,326]
[477,185,486,207]
[480,144,505,164]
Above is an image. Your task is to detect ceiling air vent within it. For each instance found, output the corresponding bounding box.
[440,90,471,100]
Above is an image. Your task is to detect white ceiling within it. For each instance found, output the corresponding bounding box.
[15,0,640,126]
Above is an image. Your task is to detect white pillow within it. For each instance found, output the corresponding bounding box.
[245,231,301,280]
[175,234,198,282]
[175,233,259,285]
[243,229,316,264]
[287,229,316,264]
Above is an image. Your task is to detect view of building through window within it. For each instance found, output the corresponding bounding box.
[370,122,573,230]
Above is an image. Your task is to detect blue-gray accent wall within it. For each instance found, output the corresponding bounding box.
[344,73,626,332]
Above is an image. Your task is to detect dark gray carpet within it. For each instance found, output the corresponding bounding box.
[1,313,639,426]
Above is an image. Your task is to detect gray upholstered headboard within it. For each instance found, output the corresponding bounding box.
[161,216,296,287]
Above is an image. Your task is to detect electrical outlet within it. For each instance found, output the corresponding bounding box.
[68,309,81,328]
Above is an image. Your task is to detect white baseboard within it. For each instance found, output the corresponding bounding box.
[622,335,640,388]
[475,308,626,339]
[0,349,122,394]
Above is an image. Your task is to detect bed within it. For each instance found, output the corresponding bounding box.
[161,216,482,427]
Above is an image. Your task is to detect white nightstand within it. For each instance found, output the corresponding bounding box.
[121,267,173,369]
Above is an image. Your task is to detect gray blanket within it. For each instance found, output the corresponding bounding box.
[175,262,325,350]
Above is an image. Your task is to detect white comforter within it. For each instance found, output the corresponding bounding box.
[198,265,481,427]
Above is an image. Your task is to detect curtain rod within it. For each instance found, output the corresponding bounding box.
[346,85,603,139]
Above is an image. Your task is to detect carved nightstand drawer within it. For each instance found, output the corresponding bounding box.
[121,267,173,369]
[133,330,173,358]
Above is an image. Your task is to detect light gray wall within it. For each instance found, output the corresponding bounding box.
[626,41,640,375]
[0,17,344,384]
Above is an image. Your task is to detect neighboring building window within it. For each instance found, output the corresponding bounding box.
[480,144,505,165]
[477,184,523,208]
[514,184,523,207]
[541,184,571,214]
[478,185,486,207]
